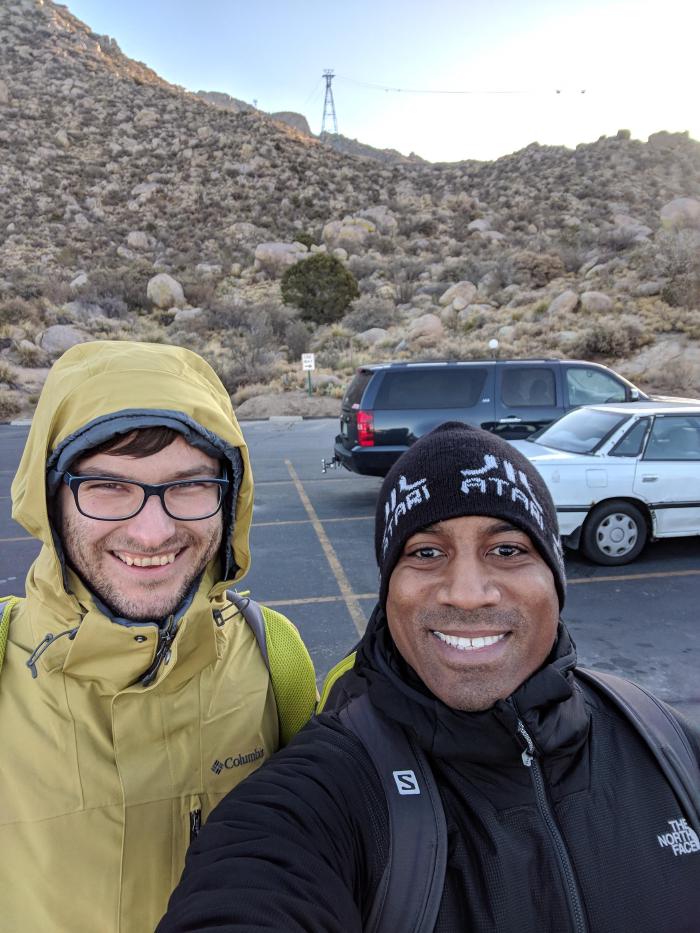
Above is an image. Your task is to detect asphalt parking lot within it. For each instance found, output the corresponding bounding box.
[2,418,699,725]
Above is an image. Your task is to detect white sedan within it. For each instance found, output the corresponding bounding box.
[510,401,700,565]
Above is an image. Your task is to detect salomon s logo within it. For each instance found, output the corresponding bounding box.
[393,769,420,795]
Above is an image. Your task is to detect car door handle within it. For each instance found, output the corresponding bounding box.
[640,475,658,482]
[499,416,522,423]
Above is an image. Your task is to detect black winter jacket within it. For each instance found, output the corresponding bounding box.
[159,611,700,933]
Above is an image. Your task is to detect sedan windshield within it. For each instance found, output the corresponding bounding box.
[533,408,628,454]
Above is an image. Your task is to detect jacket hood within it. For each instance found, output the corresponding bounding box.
[355,604,589,769]
[12,340,253,599]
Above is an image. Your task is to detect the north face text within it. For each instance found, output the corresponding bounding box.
[657,818,700,856]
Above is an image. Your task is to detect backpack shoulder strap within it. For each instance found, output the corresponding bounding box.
[577,667,700,831]
[226,591,317,746]
[339,693,447,933]
[317,649,358,711]
[0,596,21,672]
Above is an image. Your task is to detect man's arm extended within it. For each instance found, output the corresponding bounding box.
[158,718,388,933]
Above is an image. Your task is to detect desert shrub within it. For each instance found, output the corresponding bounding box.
[0,297,41,328]
[504,250,566,288]
[0,387,22,420]
[281,253,359,324]
[76,264,152,314]
[342,297,395,332]
[293,231,316,249]
[284,319,312,359]
[389,259,422,303]
[657,230,700,309]
[14,343,46,367]
[347,254,382,280]
[0,361,18,386]
[570,319,648,358]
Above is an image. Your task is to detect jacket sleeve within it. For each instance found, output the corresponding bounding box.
[157,717,388,933]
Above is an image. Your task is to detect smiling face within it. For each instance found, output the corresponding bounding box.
[385,515,560,711]
[58,436,224,621]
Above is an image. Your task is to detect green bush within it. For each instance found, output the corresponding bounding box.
[281,254,359,325]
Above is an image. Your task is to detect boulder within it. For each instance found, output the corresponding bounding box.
[322,217,376,253]
[439,281,477,308]
[70,273,88,290]
[580,291,613,313]
[358,206,398,236]
[38,324,90,356]
[634,281,663,297]
[173,307,204,323]
[127,230,154,250]
[134,108,159,128]
[254,242,308,277]
[547,290,579,316]
[147,273,185,309]
[467,218,491,232]
[660,198,700,231]
[356,328,390,346]
[195,262,222,277]
[407,313,443,339]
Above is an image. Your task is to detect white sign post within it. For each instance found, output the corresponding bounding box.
[302,353,315,396]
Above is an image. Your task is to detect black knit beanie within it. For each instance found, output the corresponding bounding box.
[375,421,566,609]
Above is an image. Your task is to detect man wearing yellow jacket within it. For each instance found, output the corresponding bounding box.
[0,340,317,933]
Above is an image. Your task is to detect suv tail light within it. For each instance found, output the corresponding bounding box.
[356,410,374,447]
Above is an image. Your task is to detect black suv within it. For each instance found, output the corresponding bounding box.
[328,359,647,477]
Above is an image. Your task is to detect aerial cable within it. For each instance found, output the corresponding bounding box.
[335,75,586,95]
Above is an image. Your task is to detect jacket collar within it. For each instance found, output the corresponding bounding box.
[24,546,224,693]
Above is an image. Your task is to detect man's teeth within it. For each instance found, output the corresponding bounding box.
[433,631,506,651]
[116,552,176,567]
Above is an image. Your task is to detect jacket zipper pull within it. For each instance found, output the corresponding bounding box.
[190,808,202,843]
[517,720,536,767]
[140,615,178,686]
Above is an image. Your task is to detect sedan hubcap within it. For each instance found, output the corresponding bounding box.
[596,513,638,556]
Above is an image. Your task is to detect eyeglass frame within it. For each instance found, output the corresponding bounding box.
[62,472,230,522]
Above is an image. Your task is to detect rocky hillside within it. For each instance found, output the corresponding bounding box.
[1,0,699,420]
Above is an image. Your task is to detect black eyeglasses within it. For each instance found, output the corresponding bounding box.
[63,473,229,521]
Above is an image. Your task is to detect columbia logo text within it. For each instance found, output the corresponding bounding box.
[657,818,700,856]
[211,747,265,775]
[393,769,421,795]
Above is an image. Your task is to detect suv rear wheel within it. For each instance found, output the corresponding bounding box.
[580,500,647,565]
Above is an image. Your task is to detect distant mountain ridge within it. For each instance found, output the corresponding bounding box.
[195,89,424,163]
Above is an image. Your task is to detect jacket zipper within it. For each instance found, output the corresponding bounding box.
[189,808,202,843]
[517,720,588,933]
[140,615,179,686]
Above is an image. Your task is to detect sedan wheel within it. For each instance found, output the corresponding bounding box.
[581,501,647,565]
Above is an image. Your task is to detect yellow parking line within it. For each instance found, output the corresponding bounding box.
[285,460,367,636]
[264,594,377,607]
[262,569,700,607]
[0,536,34,543]
[569,568,700,585]
[252,515,373,528]
[254,476,353,487]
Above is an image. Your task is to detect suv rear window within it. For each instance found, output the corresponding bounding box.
[343,371,373,409]
[373,368,487,410]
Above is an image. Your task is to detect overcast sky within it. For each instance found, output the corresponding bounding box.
[66,0,698,162]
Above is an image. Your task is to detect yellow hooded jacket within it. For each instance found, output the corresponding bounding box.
[0,341,315,932]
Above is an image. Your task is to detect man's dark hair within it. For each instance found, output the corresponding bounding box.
[86,427,181,459]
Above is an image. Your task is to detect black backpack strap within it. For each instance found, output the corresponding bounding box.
[577,667,700,831]
[339,694,447,933]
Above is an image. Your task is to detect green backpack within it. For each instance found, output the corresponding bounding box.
[0,591,316,747]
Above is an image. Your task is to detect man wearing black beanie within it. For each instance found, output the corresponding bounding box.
[160,423,700,933]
